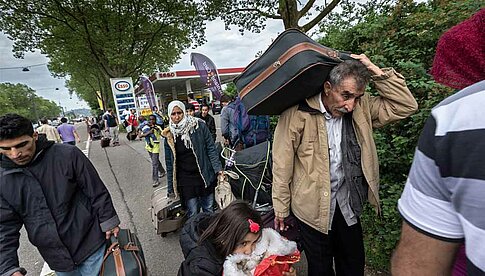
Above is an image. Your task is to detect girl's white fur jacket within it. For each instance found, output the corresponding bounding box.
[223,228,297,276]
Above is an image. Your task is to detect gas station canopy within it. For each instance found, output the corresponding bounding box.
[135,67,245,97]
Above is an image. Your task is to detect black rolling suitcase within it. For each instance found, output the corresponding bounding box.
[234,28,353,115]
[101,137,111,148]
[127,132,137,141]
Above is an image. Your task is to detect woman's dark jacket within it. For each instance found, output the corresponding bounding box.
[162,120,223,197]
[0,137,119,275]
[178,212,224,276]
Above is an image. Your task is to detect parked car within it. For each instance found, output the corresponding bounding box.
[211,100,222,115]
[51,120,60,127]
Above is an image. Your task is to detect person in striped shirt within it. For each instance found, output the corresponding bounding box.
[392,9,485,275]
[187,92,200,112]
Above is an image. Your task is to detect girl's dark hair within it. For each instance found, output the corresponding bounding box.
[199,200,262,257]
[0,114,34,141]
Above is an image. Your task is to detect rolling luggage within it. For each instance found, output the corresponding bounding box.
[150,186,186,237]
[234,28,353,115]
[100,228,147,276]
[101,137,111,148]
[127,131,137,141]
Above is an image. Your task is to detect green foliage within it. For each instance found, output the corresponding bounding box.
[318,0,481,271]
[0,83,61,122]
[223,82,238,98]
[0,0,207,109]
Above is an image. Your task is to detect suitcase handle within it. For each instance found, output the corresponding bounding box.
[339,51,354,60]
[110,232,140,251]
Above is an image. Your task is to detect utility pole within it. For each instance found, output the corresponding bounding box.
[29,92,39,124]
[59,101,65,117]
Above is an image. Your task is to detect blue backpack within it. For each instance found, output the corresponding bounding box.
[232,97,270,148]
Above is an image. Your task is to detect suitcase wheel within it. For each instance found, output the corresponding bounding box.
[161,232,167,237]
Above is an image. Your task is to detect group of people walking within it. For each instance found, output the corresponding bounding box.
[0,9,483,276]
[37,117,81,145]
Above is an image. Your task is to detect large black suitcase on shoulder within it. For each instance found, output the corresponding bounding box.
[234,28,352,115]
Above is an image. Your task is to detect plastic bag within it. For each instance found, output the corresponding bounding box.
[215,172,236,209]
[253,251,300,276]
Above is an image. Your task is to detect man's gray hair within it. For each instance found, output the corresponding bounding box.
[328,60,370,91]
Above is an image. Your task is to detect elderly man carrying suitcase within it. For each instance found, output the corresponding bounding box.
[272,54,418,275]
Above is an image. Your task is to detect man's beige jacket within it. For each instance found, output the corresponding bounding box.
[272,68,418,234]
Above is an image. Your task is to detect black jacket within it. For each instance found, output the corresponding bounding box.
[178,213,224,276]
[196,113,217,142]
[0,137,119,275]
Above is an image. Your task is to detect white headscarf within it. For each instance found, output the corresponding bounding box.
[168,100,199,149]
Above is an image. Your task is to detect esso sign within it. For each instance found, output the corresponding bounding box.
[115,81,131,91]
[160,72,175,78]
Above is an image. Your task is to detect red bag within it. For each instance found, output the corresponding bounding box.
[253,250,300,276]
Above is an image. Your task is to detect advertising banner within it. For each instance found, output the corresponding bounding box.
[139,76,157,110]
[190,52,223,100]
[95,90,104,111]
[136,95,154,116]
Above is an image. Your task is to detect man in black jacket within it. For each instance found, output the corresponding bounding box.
[196,104,217,142]
[0,114,120,276]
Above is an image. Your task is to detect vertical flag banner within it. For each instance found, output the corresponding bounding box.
[190,53,223,100]
[140,76,157,109]
[95,91,104,111]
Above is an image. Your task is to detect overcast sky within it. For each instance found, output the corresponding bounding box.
[0,19,284,111]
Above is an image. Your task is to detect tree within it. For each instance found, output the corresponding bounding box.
[204,0,342,33]
[318,0,481,270]
[0,83,61,121]
[223,82,238,98]
[0,0,207,108]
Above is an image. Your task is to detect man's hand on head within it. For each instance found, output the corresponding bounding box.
[351,53,385,76]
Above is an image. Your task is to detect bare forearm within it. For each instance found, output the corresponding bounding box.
[391,222,459,275]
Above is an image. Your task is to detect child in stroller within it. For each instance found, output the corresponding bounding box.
[89,124,102,140]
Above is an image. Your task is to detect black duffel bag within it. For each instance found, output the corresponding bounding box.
[235,28,353,115]
[100,229,147,276]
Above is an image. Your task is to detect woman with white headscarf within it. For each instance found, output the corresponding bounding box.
[162,100,223,218]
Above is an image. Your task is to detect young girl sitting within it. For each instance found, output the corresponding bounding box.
[178,200,297,276]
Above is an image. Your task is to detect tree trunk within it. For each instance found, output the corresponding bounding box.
[279,0,300,29]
